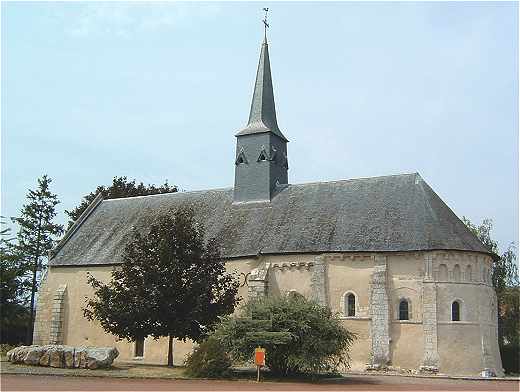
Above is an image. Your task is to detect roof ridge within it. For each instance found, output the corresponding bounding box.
[102,173,420,203]
[102,187,233,203]
[287,172,420,188]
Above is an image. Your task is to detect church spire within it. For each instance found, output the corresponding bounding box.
[236,21,288,142]
[233,12,289,203]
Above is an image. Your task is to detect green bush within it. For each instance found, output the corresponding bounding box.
[184,337,232,378]
[214,294,356,375]
[500,343,519,374]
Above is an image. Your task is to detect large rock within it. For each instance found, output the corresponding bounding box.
[6,345,118,369]
[24,346,47,365]
[63,346,75,368]
[48,347,63,368]
[85,347,119,369]
[73,347,88,369]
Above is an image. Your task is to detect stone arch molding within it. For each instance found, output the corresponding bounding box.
[437,264,449,281]
[449,298,465,322]
[464,264,473,281]
[392,286,419,321]
[452,264,461,282]
[340,290,359,318]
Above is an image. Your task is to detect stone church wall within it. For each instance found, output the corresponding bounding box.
[34,250,503,375]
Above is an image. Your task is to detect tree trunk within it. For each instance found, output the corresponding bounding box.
[167,335,174,367]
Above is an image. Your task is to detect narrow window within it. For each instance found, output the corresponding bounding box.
[452,301,461,321]
[347,293,356,317]
[135,337,144,357]
[399,300,409,320]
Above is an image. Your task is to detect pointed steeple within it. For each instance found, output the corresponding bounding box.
[236,38,288,142]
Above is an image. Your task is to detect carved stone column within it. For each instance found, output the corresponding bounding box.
[369,255,390,368]
[310,255,328,306]
[421,253,440,373]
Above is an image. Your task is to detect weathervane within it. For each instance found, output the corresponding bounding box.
[262,7,269,41]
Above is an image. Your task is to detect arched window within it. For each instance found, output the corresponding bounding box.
[452,301,461,321]
[346,293,356,317]
[438,264,448,281]
[399,299,409,320]
[465,265,472,281]
[453,264,461,281]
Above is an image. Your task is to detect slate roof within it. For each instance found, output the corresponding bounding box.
[49,173,491,267]
[235,39,288,142]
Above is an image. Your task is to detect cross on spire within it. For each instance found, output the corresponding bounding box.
[263,8,269,42]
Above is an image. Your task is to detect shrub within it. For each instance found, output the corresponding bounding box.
[214,294,356,375]
[500,343,519,374]
[185,337,232,378]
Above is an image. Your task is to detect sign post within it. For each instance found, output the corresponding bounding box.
[254,347,266,382]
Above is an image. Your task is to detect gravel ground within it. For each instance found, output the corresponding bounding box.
[2,373,520,391]
[2,360,519,391]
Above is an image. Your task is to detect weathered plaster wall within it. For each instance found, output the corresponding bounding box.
[34,250,503,375]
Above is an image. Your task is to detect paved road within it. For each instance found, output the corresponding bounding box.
[2,374,519,391]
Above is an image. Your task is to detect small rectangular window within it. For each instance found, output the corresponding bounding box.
[135,337,144,357]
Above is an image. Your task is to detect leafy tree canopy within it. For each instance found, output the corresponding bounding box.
[83,207,239,366]
[462,217,519,291]
[213,294,356,376]
[65,176,177,228]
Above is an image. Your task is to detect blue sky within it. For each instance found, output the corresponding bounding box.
[2,1,518,252]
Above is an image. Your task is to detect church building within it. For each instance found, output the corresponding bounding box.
[33,31,503,376]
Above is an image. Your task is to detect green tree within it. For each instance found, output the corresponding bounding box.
[11,176,64,344]
[0,217,30,344]
[65,176,177,228]
[83,207,239,366]
[213,294,356,375]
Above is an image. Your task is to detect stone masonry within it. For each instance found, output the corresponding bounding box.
[248,263,270,298]
[420,254,440,372]
[369,255,390,368]
[49,284,67,345]
[32,271,51,345]
[310,255,328,306]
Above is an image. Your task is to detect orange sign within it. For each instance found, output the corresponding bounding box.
[255,347,266,366]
